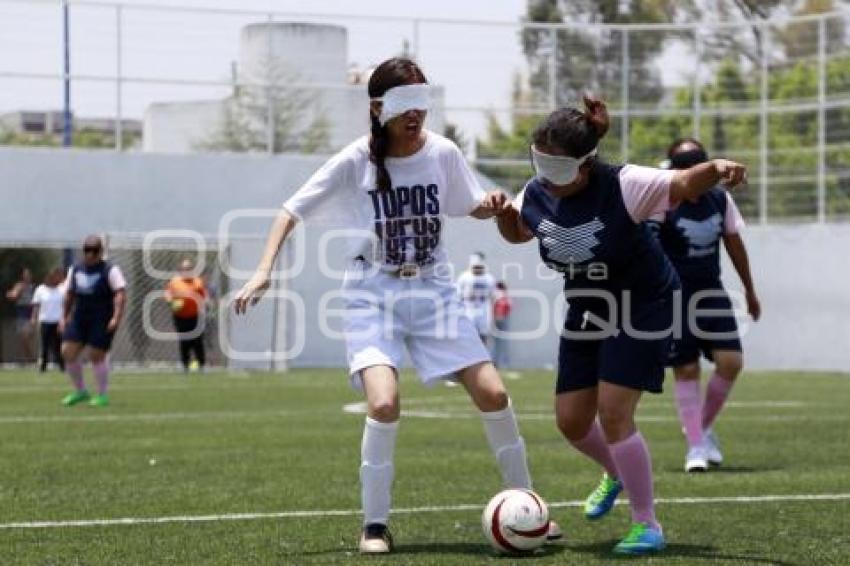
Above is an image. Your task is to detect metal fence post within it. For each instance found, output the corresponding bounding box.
[621,28,629,162]
[693,27,702,139]
[549,28,557,109]
[759,24,769,225]
[817,15,827,223]
[115,4,123,151]
[412,18,421,60]
[265,12,275,154]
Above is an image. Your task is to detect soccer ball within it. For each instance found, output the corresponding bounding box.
[481,488,550,554]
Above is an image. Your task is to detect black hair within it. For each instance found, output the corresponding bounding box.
[531,107,599,159]
[667,137,705,158]
[367,57,428,191]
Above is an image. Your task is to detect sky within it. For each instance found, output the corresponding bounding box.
[0,0,693,145]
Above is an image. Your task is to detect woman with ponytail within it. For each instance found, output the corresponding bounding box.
[234,57,560,554]
[496,98,748,555]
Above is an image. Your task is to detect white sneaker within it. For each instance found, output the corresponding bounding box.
[703,428,723,466]
[685,445,709,473]
[359,523,393,554]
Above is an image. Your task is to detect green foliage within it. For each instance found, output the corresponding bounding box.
[0,127,138,150]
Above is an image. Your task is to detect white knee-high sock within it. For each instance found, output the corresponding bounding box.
[481,399,532,489]
[360,417,398,526]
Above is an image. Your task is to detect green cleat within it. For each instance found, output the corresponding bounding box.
[61,390,91,407]
[613,522,665,555]
[89,394,109,407]
[584,473,623,520]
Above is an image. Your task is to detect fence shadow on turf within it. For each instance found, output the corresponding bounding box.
[569,540,801,565]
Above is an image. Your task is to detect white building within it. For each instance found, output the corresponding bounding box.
[143,22,445,154]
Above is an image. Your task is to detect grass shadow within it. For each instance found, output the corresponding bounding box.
[661,464,778,474]
[570,539,800,565]
[297,541,567,560]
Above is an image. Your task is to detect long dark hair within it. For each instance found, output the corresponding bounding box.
[367,57,428,191]
[531,107,599,159]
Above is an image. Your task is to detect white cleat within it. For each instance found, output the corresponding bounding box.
[703,428,723,466]
[546,520,564,542]
[685,445,709,473]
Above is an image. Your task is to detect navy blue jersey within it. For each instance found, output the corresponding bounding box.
[654,187,728,283]
[520,161,679,313]
[68,261,116,318]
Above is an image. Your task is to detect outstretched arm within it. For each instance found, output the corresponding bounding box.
[670,159,747,203]
[233,209,298,314]
[722,232,761,321]
[496,207,534,244]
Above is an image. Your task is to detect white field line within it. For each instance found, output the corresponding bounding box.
[0,410,295,424]
[342,402,845,423]
[1,493,847,530]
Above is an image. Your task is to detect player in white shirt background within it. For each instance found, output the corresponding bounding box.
[234,56,561,554]
[30,267,66,372]
[455,252,497,344]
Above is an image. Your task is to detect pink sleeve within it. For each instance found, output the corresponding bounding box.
[724,192,746,234]
[618,165,676,223]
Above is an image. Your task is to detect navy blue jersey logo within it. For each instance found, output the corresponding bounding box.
[538,217,605,264]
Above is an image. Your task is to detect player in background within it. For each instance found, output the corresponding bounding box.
[651,138,761,472]
[30,267,66,372]
[234,57,561,554]
[496,98,747,555]
[60,236,127,407]
[455,252,496,344]
[491,281,513,369]
[5,267,35,365]
[164,258,208,373]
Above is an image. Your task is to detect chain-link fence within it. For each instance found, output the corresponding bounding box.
[0,237,229,368]
[2,1,850,222]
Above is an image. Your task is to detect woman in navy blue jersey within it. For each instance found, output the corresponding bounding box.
[496,101,747,555]
[653,138,761,473]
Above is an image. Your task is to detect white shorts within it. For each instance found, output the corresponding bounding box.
[467,310,492,337]
[343,267,491,390]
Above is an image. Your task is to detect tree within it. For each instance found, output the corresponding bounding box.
[196,59,330,154]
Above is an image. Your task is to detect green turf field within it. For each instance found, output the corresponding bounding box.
[1,369,848,565]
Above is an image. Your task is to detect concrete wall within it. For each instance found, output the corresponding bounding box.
[1,145,847,372]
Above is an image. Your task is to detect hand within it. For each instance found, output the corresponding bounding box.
[746,290,761,321]
[234,270,271,315]
[714,159,747,189]
[107,318,119,333]
[479,190,513,218]
[583,94,609,138]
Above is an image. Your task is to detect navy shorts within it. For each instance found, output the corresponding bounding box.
[669,283,741,366]
[63,313,114,351]
[556,296,673,395]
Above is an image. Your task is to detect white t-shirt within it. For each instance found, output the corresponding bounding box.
[456,270,496,314]
[283,131,486,269]
[31,284,65,323]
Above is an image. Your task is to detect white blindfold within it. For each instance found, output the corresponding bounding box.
[372,84,430,126]
[531,145,597,186]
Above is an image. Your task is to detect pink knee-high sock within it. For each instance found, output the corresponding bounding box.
[702,373,734,430]
[569,420,619,478]
[92,361,110,395]
[67,361,85,391]
[674,379,703,447]
[609,432,659,530]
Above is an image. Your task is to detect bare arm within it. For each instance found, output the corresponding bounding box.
[108,289,127,332]
[59,288,74,333]
[722,232,761,321]
[670,159,747,203]
[496,207,534,244]
[233,208,299,314]
[30,303,39,325]
[5,282,22,301]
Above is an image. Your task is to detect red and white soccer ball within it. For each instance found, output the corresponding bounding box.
[481,488,550,554]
